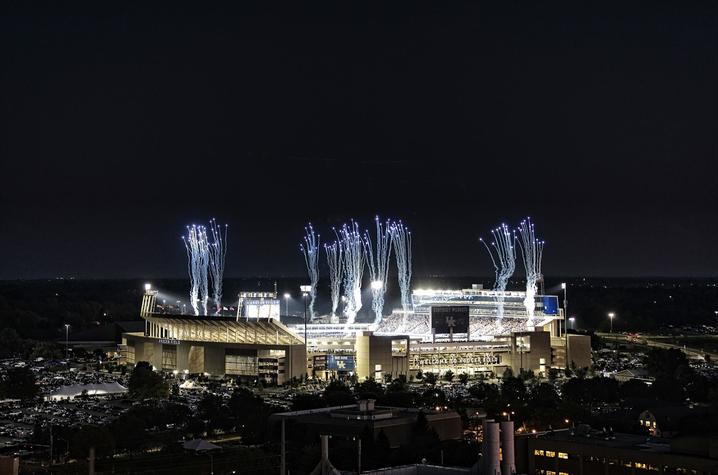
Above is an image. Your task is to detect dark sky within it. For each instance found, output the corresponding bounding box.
[1,3,717,279]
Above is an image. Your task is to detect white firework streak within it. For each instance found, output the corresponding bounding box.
[516,217,544,325]
[324,240,343,318]
[363,216,393,324]
[182,224,211,316]
[208,219,228,315]
[337,220,365,324]
[390,220,412,329]
[480,223,516,327]
[299,223,320,321]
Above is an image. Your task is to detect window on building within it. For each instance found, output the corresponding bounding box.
[534,450,545,456]
[161,345,177,370]
[558,452,568,459]
[545,451,556,458]
[226,349,258,376]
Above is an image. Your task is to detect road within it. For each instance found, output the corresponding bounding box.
[596,332,718,361]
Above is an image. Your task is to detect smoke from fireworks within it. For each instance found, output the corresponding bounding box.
[364,216,393,324]
[182,224,210,316]
[390,221,412,329]
[299,223,320,321]
[324,241,343,319]
[480,223,516,323]
[337,220,365,324]
[207,219,228,315]
[516,217,544,324]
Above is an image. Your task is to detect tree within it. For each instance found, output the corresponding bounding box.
[530,383,560,409]
[324,380,355,406]
[424,372,437,385]
[198,393,231,434]
[443,370,454,382]
[420,388,446,409]
[0,366,38,400]
[128,361,168,399]
[415,369,424,380]
[70,425,115,460]
[292,393,325,411]
[645,348,691,381]
[0,328,24,358]
[458,372,469,385]
[619,379,651,399]
[228,387,276,443]
[110,414,147,453]
[355,379,384,399]
[500,376,526,406]
[547,368,561,382]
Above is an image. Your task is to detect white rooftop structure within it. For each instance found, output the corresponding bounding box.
[45,382,127,401]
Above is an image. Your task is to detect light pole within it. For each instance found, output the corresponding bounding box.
[283,293,291,317]
[64,324,70,360]
[569,317,576,330]
[300,285,311,378]
[608,312,615,333]
[561,282,568,368]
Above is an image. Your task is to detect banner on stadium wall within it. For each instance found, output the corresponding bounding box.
[327,355,355,371]
[431,306,470,333]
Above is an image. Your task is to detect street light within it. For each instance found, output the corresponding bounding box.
[561,282,568,369]
[300,285,311,378]
[569,317,576,330]
[144,283,152,292]
[64,324,70,360]
[608,312,615,333]
[283,293,291,317]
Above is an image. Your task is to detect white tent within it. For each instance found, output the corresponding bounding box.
[45,382,128,401]
[183,439,221,452]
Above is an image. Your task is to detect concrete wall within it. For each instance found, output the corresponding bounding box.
[286,344,307,381]
[356,332,409,381]
[355,332,372,380]
[511,331,551,375]
[567,334,591,369]
[203,345,225,376]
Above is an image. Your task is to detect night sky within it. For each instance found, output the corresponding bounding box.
[1,4,717,279]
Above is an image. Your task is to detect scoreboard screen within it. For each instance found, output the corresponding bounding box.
[431,306,470,333]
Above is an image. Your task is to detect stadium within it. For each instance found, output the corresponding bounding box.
[122,283,591,383]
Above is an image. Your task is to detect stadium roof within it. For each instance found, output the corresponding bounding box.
[143,314,304,345]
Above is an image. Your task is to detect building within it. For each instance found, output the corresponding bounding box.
[526,426,718,475]
[271,399,462,451]
[639,407,707,438]
[122,288,307,384]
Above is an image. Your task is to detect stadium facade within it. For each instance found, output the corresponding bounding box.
[122,284,591,382]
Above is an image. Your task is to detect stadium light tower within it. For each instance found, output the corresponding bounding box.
[608,312,615,333]
[283,293,291,317]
